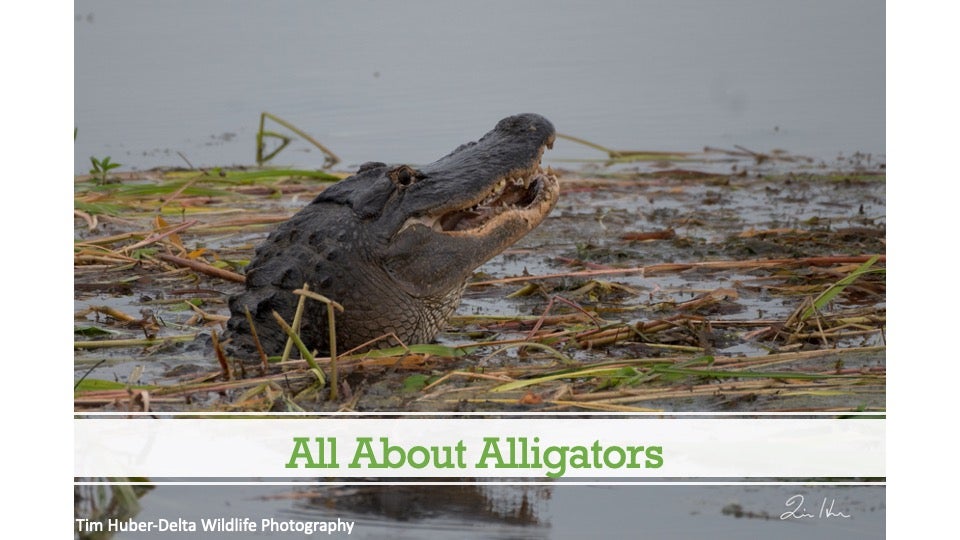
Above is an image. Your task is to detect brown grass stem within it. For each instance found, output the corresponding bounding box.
[243,306,270,372]
[155,253,246,283]
[120,220,199,254]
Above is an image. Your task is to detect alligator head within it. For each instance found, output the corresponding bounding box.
[227,113,559,355]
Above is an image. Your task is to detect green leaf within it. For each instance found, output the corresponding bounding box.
[74,326,115,337]
[74,200,125,216]
[74,379,153,392]
[595,366,640,390]
[402,374,432,392]
[166,300,203,312]
[111,183,233,197]
[801,255,882,321]
[131,248,158,259]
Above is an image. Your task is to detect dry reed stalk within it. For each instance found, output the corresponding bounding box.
[243,306,270,371]
[120,220,199,254]
[73,335,197,349]
[75,254,138,265]
[155,253,246,283]
[210,330,231,380]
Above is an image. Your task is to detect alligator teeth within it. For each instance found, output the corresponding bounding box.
[476,171,541,209]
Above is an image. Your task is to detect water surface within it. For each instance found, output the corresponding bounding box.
[75,0,884,173]
[107,484,884,539]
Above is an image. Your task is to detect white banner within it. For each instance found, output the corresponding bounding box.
[75,418,884,479]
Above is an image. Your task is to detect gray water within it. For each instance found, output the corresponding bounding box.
[74,0,884,173]
[101,484,884,539]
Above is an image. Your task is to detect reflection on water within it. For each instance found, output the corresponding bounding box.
[75,0,883,173]
[282,485,548,539]
[89,484,884,539]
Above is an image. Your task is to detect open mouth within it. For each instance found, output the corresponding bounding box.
[435,165,558,232]
[396,130,559,236]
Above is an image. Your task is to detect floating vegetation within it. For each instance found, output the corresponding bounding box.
[256,112,340,168]
[74,141,885,413]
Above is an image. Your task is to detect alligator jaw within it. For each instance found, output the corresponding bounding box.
[436,165,558,234]
[400,141,559,235]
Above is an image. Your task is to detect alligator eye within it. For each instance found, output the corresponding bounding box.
[389,165,422,187]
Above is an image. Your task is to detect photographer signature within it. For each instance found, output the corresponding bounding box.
[780,494,851,520]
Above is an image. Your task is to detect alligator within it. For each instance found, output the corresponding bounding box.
[226,113,559,356]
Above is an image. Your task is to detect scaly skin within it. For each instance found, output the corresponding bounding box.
[227,113,559,355]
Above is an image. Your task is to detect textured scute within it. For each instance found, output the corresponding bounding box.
[227,246,463,356]
[226,215,345,355]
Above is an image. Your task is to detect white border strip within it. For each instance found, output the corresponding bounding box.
[75,481,885,486]
[75,418,884,478]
